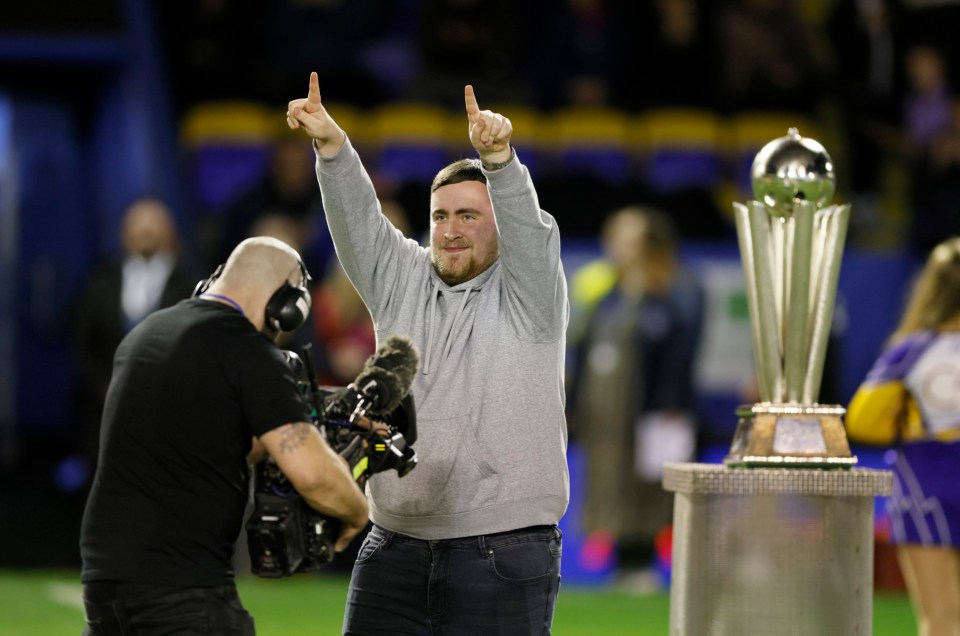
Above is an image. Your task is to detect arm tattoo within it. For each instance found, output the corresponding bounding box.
[277,424,311,454]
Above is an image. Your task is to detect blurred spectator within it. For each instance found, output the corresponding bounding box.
[215,133,334,279]
[71,197,199,468]
[827,0,907,217]
[903,44,958,254]
[311,261,377,386]
[568,206,704,585]
[528,0,626,108]
[717,0,831,114]
[904,45,953,152]
[622,0,722,111]
[410,0,534,106]
[899,1,960,84]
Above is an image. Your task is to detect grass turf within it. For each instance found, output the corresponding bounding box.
[0,569,915,635]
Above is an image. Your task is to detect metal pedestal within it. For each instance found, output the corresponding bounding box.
[663,463,892,636]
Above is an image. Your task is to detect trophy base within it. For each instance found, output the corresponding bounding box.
[724,403,857,469]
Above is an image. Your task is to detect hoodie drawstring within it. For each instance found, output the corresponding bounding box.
[441,286,473,364]
[421,282,474,375]
[422,280,441,375]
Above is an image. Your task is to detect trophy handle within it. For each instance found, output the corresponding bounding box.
[802,204,850,404]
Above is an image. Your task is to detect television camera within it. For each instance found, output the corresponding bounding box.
[246,336,419,578]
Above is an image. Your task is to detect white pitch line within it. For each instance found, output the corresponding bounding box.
[48,582,84,612]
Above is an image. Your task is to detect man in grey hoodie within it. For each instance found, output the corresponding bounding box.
[288,72,569,635]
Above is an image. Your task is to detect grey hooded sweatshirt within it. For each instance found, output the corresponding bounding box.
[315,137,570,539]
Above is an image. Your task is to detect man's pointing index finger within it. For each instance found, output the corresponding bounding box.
[464,85,480,122]
[305,72,322,113]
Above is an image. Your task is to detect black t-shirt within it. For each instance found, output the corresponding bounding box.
[80,299,311,586]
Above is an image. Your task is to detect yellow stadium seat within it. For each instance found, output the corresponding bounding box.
[368,102,453,182]
[551,106,630,182]
[180,101,275,146]
[639,108,723,193]
[179,101,278,213]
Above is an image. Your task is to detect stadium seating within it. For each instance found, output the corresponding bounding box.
[180,101,276,215]
[368,102,453,183]
[551,106,630,183]
[638,108,723,194]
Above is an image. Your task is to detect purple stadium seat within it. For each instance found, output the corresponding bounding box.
[639,108,722,194]
[180,101,276,214]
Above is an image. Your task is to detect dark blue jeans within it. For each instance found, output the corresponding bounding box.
[81,581,255,635]
[342,524,562,635]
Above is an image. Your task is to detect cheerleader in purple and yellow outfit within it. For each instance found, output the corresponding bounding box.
[847,237,960,636]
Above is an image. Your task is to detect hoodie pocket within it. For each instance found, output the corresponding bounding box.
[370,413,500,517]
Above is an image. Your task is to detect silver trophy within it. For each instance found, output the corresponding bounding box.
[725,128,856,467]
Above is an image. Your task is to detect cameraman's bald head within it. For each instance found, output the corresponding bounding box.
[221,237,304,289]
[206,237,306,331]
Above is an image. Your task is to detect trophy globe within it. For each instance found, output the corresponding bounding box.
[750,128,836,217]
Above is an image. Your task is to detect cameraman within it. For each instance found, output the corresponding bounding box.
[79,237,369,635]
[288,75,568,634]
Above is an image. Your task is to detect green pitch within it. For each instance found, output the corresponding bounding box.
[0,569,915,635]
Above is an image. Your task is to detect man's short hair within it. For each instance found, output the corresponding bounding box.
[431,158,486,193]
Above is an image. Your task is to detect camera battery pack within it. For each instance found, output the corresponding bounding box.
[246,494,305,577]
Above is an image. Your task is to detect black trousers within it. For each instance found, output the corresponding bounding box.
[82,581,255,636]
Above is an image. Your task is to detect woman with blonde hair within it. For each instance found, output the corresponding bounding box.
[847,236,960,636]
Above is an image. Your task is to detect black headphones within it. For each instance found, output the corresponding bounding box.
[193,259,312,334]
[264,259,312,333]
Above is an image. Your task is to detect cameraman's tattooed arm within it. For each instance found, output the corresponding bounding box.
[276,423,311,453]
[247,422,312,464]
[259,421,370,551]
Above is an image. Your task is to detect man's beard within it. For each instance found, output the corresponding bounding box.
[433,251,470,285]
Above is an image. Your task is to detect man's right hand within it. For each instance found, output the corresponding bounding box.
[287,72,345,158]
